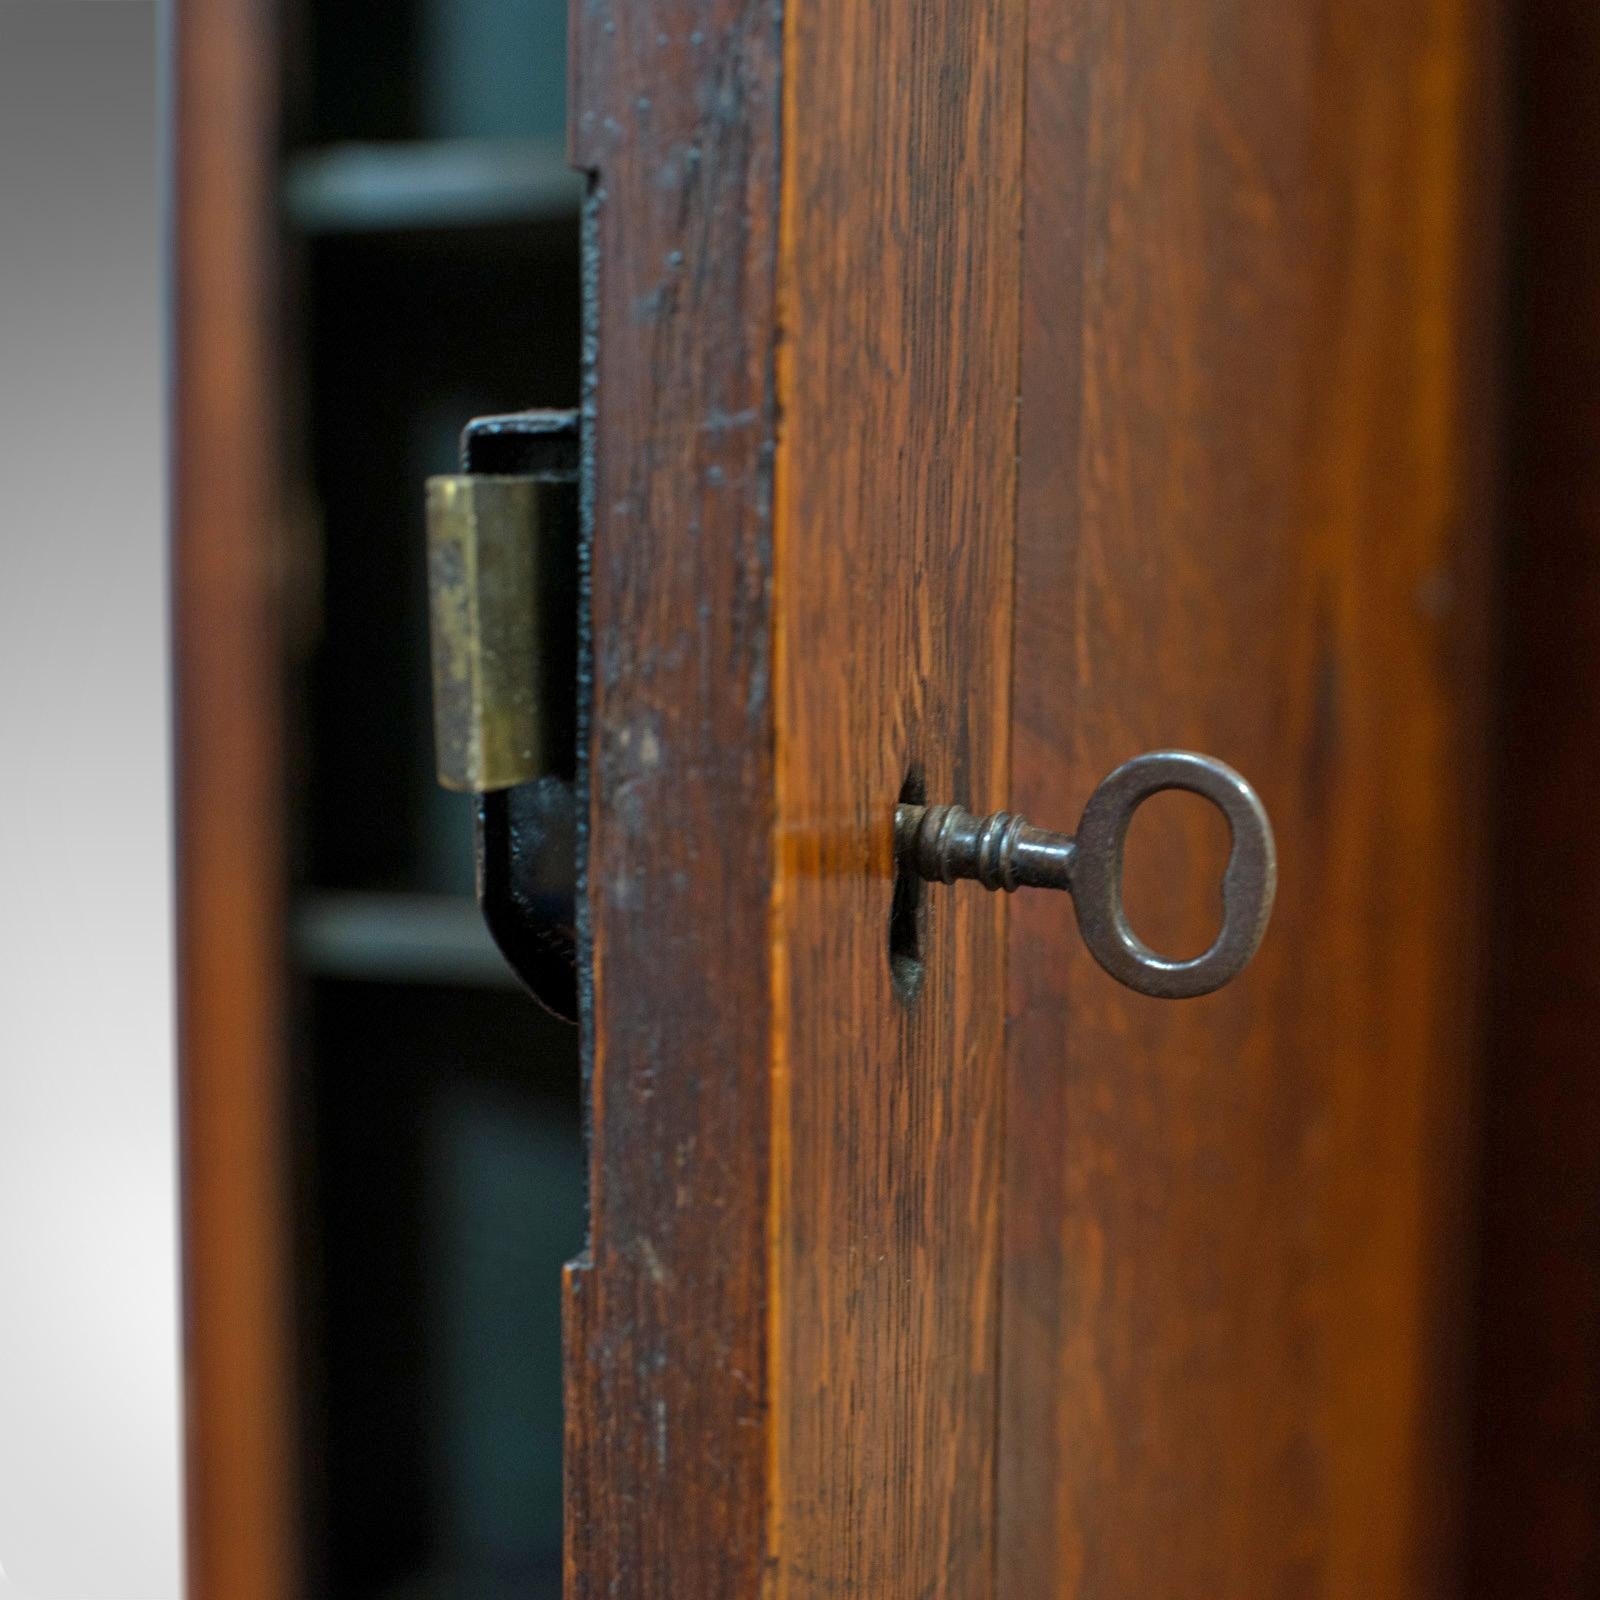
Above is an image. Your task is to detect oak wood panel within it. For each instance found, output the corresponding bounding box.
[1001,3,1503,1596]
[770,2,1022,1595]
[1466,5,1600,1590]
[565,3,1022,1594]
[172,0,298,1595]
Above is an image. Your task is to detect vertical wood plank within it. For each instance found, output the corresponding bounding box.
[566,2,1023,1593]
[1001,1,1503,1594]
[172,0,299,1594]
[564,4,782,1594]
[770,2,1023,1595]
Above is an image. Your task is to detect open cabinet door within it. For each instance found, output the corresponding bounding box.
[170,0,1519,1594]
[566,0,1501,1595]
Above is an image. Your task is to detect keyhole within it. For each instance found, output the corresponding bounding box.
[889,766,927,1002]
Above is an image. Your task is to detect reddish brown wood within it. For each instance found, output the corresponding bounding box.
[172,0,298,1594]
[563,5,781,1593]
[1001,3,1503,1595]
[565,2,1022,1593]
[1466,6,1600,1592]
[769,2,1022,1593]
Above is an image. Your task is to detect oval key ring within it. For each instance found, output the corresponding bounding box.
[1068,751,1276,999]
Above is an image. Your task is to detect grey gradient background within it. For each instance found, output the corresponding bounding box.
[0,4,183,1597]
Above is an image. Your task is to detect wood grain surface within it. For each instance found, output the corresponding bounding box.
[1000,3,1504,1597]
[172,0,299,1594]
[566,2,1022,1594]
[1466,5,1600,1591]
[770,2,1022,1594]
[564,5,782,1595]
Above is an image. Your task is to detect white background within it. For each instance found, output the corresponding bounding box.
[0,3,184,1595]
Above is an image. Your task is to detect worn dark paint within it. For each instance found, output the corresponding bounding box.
[564,3,783,1595]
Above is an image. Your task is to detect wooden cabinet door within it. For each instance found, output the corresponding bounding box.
[174,0,1515,1593]
[566,1,1500,1597]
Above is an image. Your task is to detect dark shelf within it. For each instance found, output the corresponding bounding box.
[284,140,581,233]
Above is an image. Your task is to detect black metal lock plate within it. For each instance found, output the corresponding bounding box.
[432,409,580,1021]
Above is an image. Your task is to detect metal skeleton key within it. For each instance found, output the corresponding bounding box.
[894,750,1276,999]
